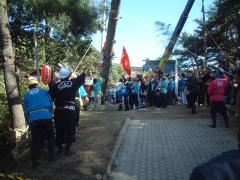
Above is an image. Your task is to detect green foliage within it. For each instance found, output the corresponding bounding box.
[156,0,240,70]
[7,0,102,75]
[1,0,102,133]
[0,71,11,131]
[110,64,125,83]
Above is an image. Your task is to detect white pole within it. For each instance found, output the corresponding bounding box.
[175,58,179,97]
[34,25,40,81]
[101,0,107,51]
[202,0,207,69]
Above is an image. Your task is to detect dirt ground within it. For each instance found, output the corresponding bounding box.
[1,103,128,180]
[0,103,238,180]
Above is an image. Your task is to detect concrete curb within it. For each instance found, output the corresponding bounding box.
[103,118,130,180]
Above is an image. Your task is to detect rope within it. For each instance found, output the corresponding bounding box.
[0,172,30,180]
[205,27,226,56]
[208,64,234,77]
[74,44,92,72]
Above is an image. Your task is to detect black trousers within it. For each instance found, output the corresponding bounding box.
[204,86,210,106]
[210,101,229,126]
[124,95,129,111]
[129,93,134,109]
[161,93,168,108]
[188,92,197,113]
[132,93,139,108]
[167,91,175,105]
[156,95,162,108]
[148,92,155,106]
[30,120,55,163]
[54,108,77,144]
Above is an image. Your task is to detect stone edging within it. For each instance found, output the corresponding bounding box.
[103,118,130,180]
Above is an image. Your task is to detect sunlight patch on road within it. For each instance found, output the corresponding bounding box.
[129,120,148,129]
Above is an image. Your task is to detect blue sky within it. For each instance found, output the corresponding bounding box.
[91,0,215,67]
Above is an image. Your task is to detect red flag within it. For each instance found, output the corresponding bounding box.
[121,47,131,76]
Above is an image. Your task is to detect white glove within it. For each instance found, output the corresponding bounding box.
[71,72,77,79]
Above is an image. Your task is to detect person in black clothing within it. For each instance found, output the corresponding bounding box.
[186,71,199,114]
[197,74,204,106]
[189,149,240,180]
[147,77,154,106]
[127,77,134,109]
[202,69,213,107]
[49,67,85,156]
[124,79,132,111]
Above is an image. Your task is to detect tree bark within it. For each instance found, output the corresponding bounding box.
[0,0,26,138]
[101,0,121,103]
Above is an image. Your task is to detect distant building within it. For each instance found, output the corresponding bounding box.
[142,58,177,74]
[131,67,143,76]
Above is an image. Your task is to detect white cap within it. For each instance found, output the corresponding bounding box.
[59,67,71,79]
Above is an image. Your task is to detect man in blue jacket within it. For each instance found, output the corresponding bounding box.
[24,79,55,168]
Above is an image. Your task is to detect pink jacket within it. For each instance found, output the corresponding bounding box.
[208,75,229,102]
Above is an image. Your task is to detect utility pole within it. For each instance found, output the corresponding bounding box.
[159,0,195,71]
[202,0,207,70]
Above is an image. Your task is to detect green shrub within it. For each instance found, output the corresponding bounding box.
[0,93,11,132]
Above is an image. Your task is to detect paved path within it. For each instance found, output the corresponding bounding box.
[110,107,238,180]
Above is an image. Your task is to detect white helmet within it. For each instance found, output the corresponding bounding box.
[59,67,71,79]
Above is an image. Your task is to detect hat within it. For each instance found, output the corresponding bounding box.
[59,67,71,79]
[28,79,39,86]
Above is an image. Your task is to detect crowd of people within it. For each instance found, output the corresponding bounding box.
[23,58,240,169]
[107,58,240,131]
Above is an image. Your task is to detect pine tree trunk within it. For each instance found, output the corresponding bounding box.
[101,0,121,103]
[0,0,26,139]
